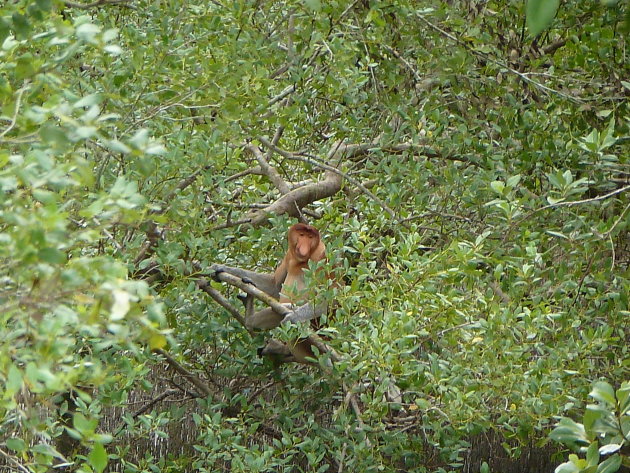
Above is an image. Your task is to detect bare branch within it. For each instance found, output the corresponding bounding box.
[248,170,343,226]
[225,166,264,182]
[258,136,399,219]
[503,184,630,243]
[415,13,582,104]
[0,82,29,141]
[62,0,135,9]
[154,349,211,397]
[197,279,254,335]
[210,271,291,316]
[244,143,291,194]
[0,448,31,473]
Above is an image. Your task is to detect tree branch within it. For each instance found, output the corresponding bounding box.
[244,143,291,194]
[197,279,255,335]
[209,271,291,316]
[63,0,135,9]
[154,349,211,397]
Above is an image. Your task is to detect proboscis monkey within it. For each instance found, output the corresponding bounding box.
[211,223,330,363]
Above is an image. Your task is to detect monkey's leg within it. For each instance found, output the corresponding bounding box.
[245,307,285,330]
[236,293,254,319]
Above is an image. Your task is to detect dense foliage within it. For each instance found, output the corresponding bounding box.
[0,1,628,472]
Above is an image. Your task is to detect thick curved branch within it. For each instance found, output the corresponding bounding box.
[246,170,342,226]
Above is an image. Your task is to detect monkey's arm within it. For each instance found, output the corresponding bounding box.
[210,263,281,298]
[281,301,328,324]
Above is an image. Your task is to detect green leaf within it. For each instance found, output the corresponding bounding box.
[547,231,568,239]
[590,382,616,406]
[40,124,70,147]
[88,443,108,473]
[38,248,67,264]
[129,129,149,148]
[550,418,588,445]
[490,181,505,195]
[5,364,23,396]
[16,54,37,79]
[506,174,521,188]
[6,437,26,453]
[584,405,605,432]
[617,382,630,415]
[75,126,98,139]
[110,289,130,320]
[11,13,31,39]
[598,444,621,455]
[304,0,322,11]
[596,455,621,473]
[526,0,559,36]
[585,442,599,466]
[149,333,167,350]
[36,0,53,11]
[105,139,131,154]
[76,23,101,43]
[0,18,10,45]
[73,413,97,435]
[555,460,580,473]
[74,93,104,108]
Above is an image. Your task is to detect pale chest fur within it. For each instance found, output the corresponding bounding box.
[279,264,308,304]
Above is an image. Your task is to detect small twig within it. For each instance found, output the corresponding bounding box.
[542,184,630,209]
[154,349,211,397]
[114,388,186,435]
[609,234,616,273]
[133,168,207,266]
[244,143,291,194]
[600,201,630,238]
[438,322,477,337]
[337,442,348,473]
[504,184,630,244]
[570,252,596,309]
[225,166,264,182]
[268,84,297,107]
[383,45,421,82]
[0,82,29,140]
[246,381,276,404]
[415,13,582,104]
[0,447,34,473]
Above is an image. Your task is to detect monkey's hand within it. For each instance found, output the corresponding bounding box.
[209,263,228,282]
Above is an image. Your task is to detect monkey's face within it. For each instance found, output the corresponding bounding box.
[289,224,321,263]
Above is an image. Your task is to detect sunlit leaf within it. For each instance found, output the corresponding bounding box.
[110,289,130,320]
[590,382,616,406]
[526,0,560,36]
[88,443,108,473]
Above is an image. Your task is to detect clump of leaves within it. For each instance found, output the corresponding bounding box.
[551,381,629,473]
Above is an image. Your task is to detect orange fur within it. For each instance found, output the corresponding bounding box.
[274,224,326,304]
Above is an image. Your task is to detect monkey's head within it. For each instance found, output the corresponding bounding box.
[288,223,325,263]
